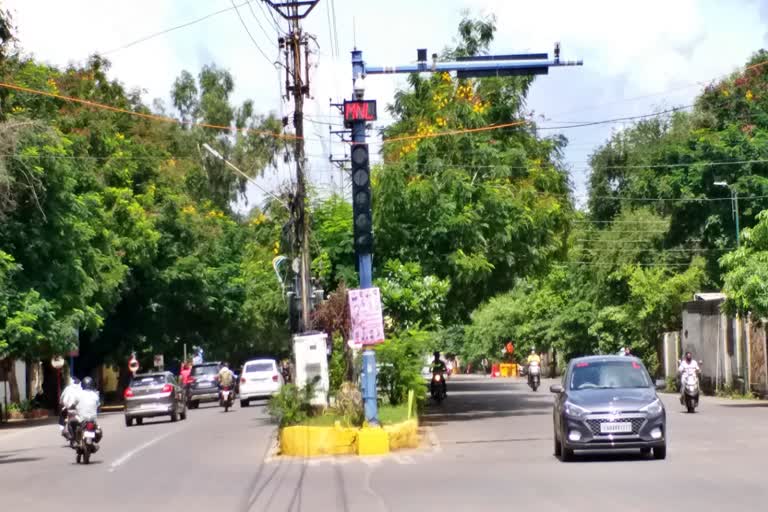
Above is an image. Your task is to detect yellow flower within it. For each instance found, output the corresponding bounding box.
[115,133,125,141]
[251,213,267,225]
[746,90,754,101]
[273,241,280,255]
[181,205,196,214]
[722,88,731,97]
[11,106,24,113]
[441,72,452,83]
[46,78,59,95]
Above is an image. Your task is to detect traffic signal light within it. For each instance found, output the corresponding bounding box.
[351,143,373,254]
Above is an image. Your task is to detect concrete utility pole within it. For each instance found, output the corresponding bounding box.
[264,1,319,332]
[348,43,582,424]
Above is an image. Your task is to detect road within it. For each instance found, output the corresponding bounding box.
[2,376,768,510]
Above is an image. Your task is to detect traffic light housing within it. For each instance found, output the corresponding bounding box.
[351,143,373,254]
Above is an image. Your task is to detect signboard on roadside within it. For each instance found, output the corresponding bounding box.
[348,287,385,347]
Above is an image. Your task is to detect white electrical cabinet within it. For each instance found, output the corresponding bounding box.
[292,331,329,406]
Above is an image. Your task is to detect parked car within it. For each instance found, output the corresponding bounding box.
[187,362,221,409]
[238,359,283,407]
[551,355,666,461]
[124,371,187,427]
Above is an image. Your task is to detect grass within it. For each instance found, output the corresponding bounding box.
[715,387,756,400]
[299,402,414,427]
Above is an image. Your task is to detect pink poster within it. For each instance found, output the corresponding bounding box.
[348,287,385,346]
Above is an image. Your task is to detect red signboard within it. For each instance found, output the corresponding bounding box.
[343,100,377,125]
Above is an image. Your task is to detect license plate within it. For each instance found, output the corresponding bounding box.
[84,431,96,439]
[600,422,632,434]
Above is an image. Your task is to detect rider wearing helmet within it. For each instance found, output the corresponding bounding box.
[527,349,541,365]
[71,376,102,446]
[430,352,448,396]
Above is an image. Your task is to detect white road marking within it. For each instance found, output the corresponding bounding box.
[108,431,175,472]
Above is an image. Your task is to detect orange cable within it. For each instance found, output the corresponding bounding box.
[0,81,301,141]
[382,120,530,144]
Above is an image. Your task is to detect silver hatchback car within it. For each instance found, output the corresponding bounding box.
[551,355,667,461]
[124,371,187,427]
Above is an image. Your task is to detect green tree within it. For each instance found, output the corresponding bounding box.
[375,15,571,321]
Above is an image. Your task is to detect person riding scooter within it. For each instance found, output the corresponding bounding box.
[430,352,447,397]
[59,377,81,441]
[677,351,700,401]
[527,349,542,390]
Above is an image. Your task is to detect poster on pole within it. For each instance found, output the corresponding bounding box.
[348,287,385,347]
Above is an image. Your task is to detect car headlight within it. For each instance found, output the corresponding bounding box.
[564,401,590,418]
[640,398,663,415]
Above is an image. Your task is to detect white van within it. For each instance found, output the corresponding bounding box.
[238,359,283,407]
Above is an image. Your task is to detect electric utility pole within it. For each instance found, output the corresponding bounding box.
[346,44,583,425]
[264,1,319,332]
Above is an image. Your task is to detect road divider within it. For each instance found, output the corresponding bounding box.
[279,418,420,457]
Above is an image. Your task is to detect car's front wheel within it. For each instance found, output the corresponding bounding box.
[553,429,562,457]
[559,435,574,462]
[125,416,133,427]
[653,445,667,460]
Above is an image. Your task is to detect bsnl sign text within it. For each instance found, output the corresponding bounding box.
[343,100,377,127]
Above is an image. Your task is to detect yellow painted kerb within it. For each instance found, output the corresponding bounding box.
[279,418,420,457]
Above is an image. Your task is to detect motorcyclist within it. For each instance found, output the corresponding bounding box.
[430,352,447,396]
[527,349,541,385]
[677,351,700,401]
[71,377,102,449]
[217,362,235,401]
[59,377,81,439]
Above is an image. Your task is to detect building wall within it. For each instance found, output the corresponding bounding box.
[680,300,751,394]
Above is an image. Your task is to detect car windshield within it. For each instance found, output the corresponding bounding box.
[569,360,651,390]
[192,365,218,376]
[131,375,166,387]
[245,362,274,373]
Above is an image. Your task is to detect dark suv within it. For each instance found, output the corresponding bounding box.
[187,362,221,408]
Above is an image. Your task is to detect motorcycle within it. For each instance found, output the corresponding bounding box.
[528,361,541,391]
[72,419,101,464]
[430,372,447,403]
[219,385,234,412]
[680,365,701,413]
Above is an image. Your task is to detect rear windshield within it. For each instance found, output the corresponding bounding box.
[569,360,651,390]
[245,362,275,373]
[131,375,166,387]
[192,365,218,376]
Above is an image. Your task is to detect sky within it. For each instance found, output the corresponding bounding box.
[5,0,768,210]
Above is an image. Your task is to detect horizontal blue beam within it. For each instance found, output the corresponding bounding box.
[364,59,582,76]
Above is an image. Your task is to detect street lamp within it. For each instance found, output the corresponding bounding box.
[714,181,740,247]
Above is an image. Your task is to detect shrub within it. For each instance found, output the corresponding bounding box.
[375,329,431,405]
[267,380,317,427]
[335,381,363,426]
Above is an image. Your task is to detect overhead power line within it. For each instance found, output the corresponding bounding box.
[0,81,299,141]
[245,0,281,45]
[102,1,253,55]
[230,0,279,67]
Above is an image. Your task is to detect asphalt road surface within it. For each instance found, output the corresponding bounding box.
[2,376,768,511]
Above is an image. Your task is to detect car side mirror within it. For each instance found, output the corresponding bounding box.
[550,384,564,394]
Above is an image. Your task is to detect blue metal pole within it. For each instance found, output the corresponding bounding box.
[352,48,379,425]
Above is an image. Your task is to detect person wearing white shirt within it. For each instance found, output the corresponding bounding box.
[59,377,81,436]
[677,352,700,400]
